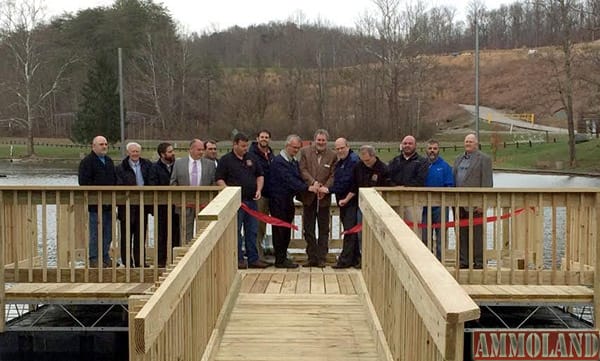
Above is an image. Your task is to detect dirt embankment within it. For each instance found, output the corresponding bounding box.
[425,44,600,129]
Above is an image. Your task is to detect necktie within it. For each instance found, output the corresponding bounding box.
[191,160,198,186]
[134,163,144,185]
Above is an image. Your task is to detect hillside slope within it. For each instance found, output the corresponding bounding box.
[427,44,600,130]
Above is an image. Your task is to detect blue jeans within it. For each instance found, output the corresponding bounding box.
[421,207,449,261]
[89,209,113,263]
[238,200,259,264]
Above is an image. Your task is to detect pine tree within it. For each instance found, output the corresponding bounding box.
[72,54,121,145]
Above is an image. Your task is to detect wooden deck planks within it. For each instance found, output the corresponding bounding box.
[463,284,594,304]
[5,282,152,301]
[239,269,359,295]
[215,290,379,361]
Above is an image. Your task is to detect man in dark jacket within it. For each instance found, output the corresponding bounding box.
[115,142,152,267]
[268,135,319,268]
[388,135,429,222]
[216,133,269,269]
[249,129,274,261]
[319,138,360,268]
[148,142,180,267]
[78,135,116,268]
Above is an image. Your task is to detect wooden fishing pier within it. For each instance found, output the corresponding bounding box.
[0,185,598,360]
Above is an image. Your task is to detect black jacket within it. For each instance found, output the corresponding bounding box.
[115,156,152,186]
[78,151,116,186]
[350,158,391,195]
[148,160,173,186]
[78,151,116,212]
[249,141,274,197]
[388,152,429,186]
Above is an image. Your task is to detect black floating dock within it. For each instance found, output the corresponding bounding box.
[0,305,128,361]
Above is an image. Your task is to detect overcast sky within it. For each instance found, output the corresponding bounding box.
[44,0,506,33]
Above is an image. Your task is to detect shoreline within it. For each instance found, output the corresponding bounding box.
[1,159,599,179]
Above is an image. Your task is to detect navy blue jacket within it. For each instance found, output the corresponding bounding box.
[269,153,308,202]
[249,141,274,197]
[329,150,359,205]
[388,152,429,186]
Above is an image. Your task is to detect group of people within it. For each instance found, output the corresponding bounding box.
[78,130,492,271]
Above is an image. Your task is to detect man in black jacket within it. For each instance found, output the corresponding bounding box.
[388,135,429,222]
[116,142,152,267]
[78,135,116,268]
[148,142,180,267]
[249,129,274,261]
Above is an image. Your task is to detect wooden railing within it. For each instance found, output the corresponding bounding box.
[0,185,220,282]
[378,187,600,326]
[360,188,480,360]
[128,186,240,360]
[0,185,221,332]
[379,187,600,283]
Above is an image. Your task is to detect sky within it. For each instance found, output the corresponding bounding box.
[44,0,506,34]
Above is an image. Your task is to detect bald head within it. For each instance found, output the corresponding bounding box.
[92,136,108,156]
[401,135,417,157]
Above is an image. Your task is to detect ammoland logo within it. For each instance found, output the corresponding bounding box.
[473,330,600,360]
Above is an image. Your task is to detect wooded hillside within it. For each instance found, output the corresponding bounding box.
[1,0,599,150]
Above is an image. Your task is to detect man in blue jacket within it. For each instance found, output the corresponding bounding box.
[421,139,454,261]
[319,138,360,268]
[269,135,319,268]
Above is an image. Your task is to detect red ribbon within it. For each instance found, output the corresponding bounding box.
[342,207,533,235]
[240,202,299,230]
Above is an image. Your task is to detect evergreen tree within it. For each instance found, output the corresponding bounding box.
[72,54,121,144]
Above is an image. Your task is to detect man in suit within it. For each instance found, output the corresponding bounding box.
[78,135,116,268]
[148,142,180,267]
[299,129,337,267]
[170,139,216,242]
[453,133,493,269]
[115,142,152,267]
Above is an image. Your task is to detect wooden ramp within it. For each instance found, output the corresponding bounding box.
[213,268,388,361]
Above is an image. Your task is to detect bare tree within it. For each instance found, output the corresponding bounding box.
[544,0,578,166]
[0,0,76,156]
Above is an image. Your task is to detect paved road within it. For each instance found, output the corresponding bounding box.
[460,104,569,134]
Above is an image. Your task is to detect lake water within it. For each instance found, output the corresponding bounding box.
[1,162,599,262]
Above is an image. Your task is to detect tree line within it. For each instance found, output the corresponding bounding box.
[0,0,599,159]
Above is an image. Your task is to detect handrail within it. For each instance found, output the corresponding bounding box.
[130,186,240,358]
[360,188,480,360]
